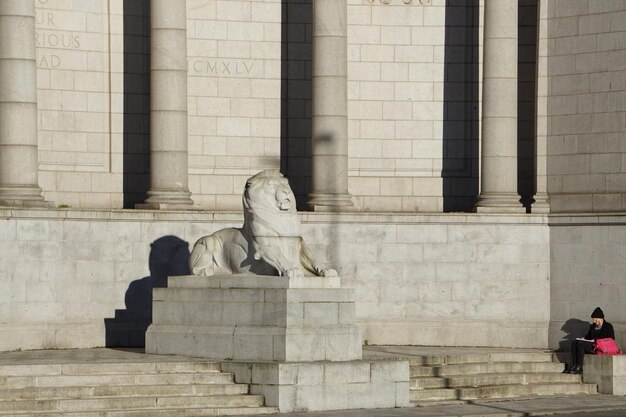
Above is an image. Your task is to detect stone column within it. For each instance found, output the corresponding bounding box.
[475,0,525,213]
[139,0,193,209]
[0,0,47,206]
[307,0,353,211]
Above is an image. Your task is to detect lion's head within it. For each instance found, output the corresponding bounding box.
[242,170,301,238]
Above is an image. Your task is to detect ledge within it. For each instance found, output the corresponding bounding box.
[0,207,550,225]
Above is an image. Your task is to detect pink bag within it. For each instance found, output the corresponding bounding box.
[594,338,622,355]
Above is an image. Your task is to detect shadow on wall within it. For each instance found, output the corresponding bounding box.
[123,0,151,208]
[105,236,190,347]
[441,0,480,212]
[557,318,590,352]
[280,0,313,210]
[518,0,538,211]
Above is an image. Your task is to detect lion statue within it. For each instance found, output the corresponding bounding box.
[189,170,337,278]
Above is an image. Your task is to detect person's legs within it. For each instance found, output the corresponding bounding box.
[571,340,595,373]
[568,340,581,371]
[578,340,595,365]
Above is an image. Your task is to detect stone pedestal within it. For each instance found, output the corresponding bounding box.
[584,355,626,395]
[146,274,409,411]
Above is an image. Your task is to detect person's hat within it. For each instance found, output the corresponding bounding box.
[591,307,605,319]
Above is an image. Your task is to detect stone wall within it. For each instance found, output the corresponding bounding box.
[0,208,550,351]
[32,0,483,212]
[546,1,626,212]
[35,0,125,208]
[347,0,448,212]
[549,215,626,351]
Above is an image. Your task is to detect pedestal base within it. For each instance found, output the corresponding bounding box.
[0,185,50,207]
[474,192,526,213]
[146,274,362,362]
[146,274,410,411]
[222,360,409,412]
[136,189,194,210]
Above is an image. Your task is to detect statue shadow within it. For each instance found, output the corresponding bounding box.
[105,235,190,347]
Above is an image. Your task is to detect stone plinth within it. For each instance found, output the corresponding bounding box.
[222,360,409,412]
[146,274,361,362]
[145,273,409,411]
[584,355,626,395]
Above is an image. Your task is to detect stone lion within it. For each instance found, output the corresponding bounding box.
[189,170,337,278]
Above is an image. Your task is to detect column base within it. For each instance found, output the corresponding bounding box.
[135,189,194,210]
[0,185,50,207]
[530,193,550,214]
[307,192,354,212]
[474,192,526,213]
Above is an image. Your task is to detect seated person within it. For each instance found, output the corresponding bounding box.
[566,307,615,374]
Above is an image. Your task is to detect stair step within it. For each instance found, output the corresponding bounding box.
[0,394,266,413]
[0,383,249,401]
[3,372,235,389]
[0,362,221,377]
[410,382,597,402]
[412,361,564,377]
[411,372,582,389]
[411,377,448,389]
[0,405,279,417]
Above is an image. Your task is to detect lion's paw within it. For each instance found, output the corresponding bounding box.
[285,268,304,278]
[319,268,338,277]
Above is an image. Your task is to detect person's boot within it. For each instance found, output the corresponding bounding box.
[562,364,572,373]
[571,365,582,374]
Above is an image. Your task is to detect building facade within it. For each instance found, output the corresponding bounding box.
[0,0,624,351]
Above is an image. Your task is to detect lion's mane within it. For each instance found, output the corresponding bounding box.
[189,170,336,278]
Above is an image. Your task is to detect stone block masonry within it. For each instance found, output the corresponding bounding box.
[35,0,123,208]
[146,274,362,362]
[546,1,626,212]
[0,208,551,352]
[145,272,407,412]
[222,360,409,412]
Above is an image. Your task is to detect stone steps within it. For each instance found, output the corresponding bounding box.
[411,382,597,402]
[3,372,235,389]
[409,352,597,404]
[0,360,278,416]
[411,372,582,389]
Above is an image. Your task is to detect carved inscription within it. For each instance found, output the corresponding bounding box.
[189,59,257,77]
[35,0,82,68]
[364,0,432,4]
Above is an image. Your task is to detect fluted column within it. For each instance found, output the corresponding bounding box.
[307,0,353,211]
[475,0,525,213]
[0,0,47,206]
[139,0,193,209]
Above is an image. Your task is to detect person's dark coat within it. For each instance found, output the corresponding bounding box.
[585,321,615,341]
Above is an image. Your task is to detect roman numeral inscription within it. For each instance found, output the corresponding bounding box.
[189,60,257,77]
[363,0,432,4]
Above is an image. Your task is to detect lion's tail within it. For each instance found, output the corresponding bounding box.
[299,238,319,276]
